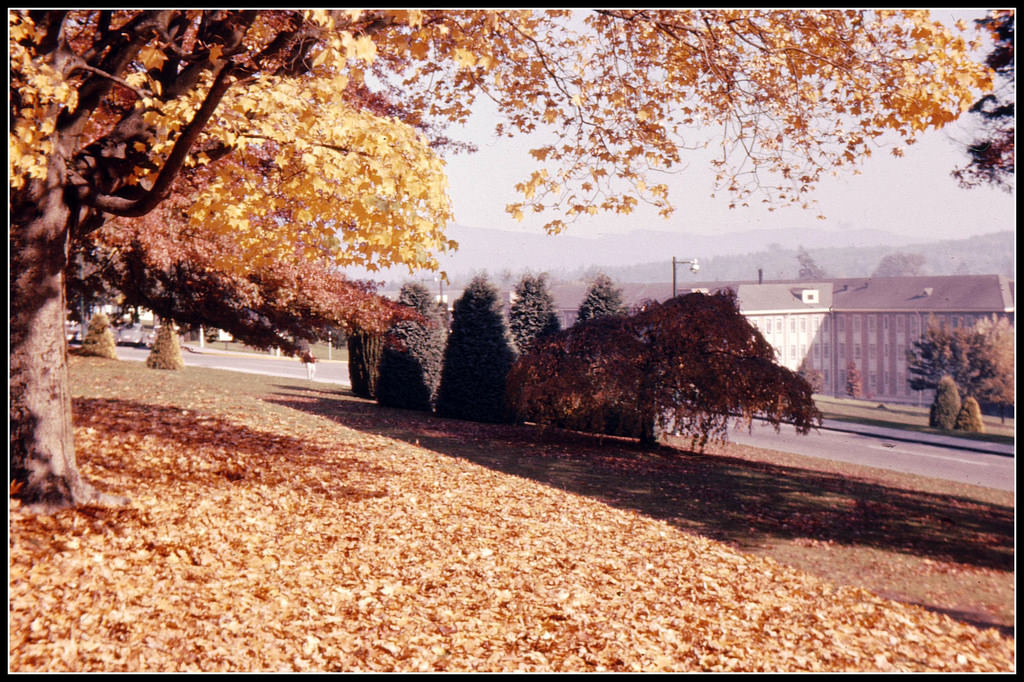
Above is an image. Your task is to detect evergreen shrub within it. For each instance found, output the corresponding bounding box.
[576,273,624,324]
[348,330,384,399]
[954,396,986,433]
[436,275,516,423]
[509,273,561,353]
[929,375,961,430]
[79,312,118,359]
[146,320,185,370]
[377,283,446,412]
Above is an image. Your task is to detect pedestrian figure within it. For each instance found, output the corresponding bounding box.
[302,348,317,381]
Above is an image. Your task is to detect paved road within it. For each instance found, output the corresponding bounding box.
[730,420,1014,492]
[114,344,351,386]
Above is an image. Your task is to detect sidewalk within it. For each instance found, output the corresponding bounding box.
[820,418,1015,457]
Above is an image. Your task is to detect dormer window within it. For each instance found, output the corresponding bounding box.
[801,289,819,304]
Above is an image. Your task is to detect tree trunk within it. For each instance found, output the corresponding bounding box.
[10,165,127,512]
[348,330,384,399]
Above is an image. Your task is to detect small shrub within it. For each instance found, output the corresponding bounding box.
[954,396,986,433]
[146,320,185,370]
[844,361,863,398]
[79,312,118,359]
[929,375,961,431]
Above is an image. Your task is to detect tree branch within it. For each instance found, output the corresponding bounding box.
[88,64,238,218]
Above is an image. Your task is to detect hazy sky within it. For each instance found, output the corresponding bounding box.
[440,10,1015,244]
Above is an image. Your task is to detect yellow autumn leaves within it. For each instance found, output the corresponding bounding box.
[187,68,455,274]
[9,10,996,276]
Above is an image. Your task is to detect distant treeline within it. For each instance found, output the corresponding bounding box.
[563,231,1014,284]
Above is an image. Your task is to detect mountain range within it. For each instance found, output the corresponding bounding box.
[352,224,1011,285]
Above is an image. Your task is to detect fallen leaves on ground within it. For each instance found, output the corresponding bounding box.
[9,373,1015,672]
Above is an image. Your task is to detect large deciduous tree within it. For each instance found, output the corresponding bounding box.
[905,316,1012,402]
[952,10,1014,192]
[872,252,927,278]
[507,292,821,449]
[10,10,992,510]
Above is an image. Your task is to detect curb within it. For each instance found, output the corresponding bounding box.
[818,419,1014,458]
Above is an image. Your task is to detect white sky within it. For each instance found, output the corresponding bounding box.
[439,9,1016,244]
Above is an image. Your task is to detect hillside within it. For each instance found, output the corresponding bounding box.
[344,227,1013,287]
[589,231,1015,284]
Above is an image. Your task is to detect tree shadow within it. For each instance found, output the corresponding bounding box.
[263,385,1013,575]
[71,396,392,502]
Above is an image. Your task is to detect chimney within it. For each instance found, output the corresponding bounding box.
[758,268,763,284]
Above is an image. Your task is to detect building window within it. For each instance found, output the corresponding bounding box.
[897,315,904,330]
[853,315,861,331]
[855,344,861,359]
[838,316,845,332]
[823,343,830,359]
[869,315,876,331]
[800,317,807,332]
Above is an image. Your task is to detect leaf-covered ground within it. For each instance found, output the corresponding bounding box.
[8,357,1015,672]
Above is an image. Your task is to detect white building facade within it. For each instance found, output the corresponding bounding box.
[549,274,1015,404]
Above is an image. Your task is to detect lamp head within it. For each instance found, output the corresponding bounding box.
[690,258,700,274]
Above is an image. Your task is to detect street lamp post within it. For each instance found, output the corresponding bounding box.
[672,257,700,298]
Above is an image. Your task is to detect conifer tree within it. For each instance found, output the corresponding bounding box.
[348,330,385,400]
[436,275,516,423]
[509,273,561,353]
[79,312,118,360]
[929,375,961,431]
[576,273,624,324]
[146,320,185,370]
[377,283,447,411]
[954,396,986,433]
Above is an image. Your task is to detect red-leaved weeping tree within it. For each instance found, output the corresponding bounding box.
[506,292,821,450]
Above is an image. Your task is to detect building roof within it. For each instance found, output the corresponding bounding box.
[828,275,1015,313]
[735,282,833,314]
[547,274,1014,316]
[397,274,1014,318]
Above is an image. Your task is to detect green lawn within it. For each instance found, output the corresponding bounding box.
[814,394,1014,443]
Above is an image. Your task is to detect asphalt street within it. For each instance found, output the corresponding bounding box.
[114,343,351,386]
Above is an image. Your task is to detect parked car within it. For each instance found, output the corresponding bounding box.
[65,321,82,343]
[117,323,156,348]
